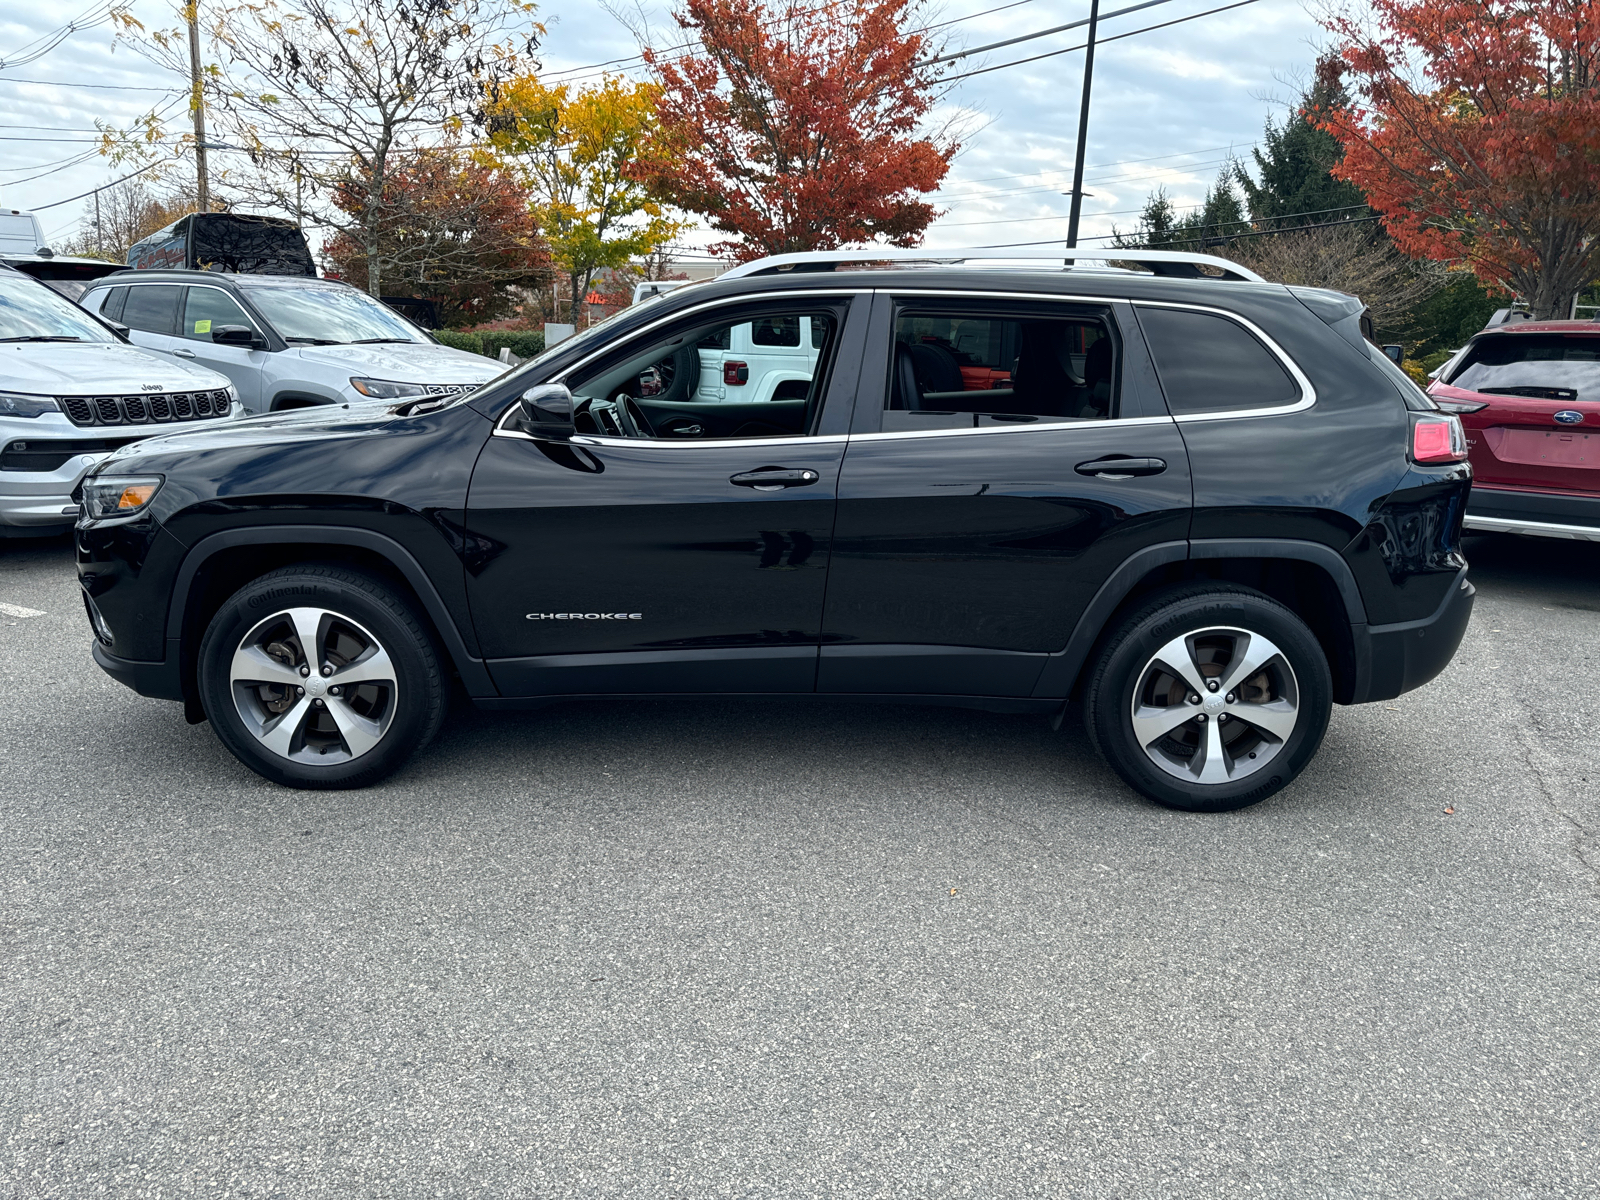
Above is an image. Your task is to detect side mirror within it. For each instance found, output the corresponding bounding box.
[212,324,263,349]
[1382,344,1404,364]
[519,383,575,441]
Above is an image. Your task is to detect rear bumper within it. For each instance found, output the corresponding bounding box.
[1350,568,1475,704]
[92,640,185,702]
[1464,486,1600,542]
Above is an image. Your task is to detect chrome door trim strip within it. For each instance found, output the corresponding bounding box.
[846,415,1176,443]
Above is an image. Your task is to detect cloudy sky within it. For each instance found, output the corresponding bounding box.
[0,0,1328,258]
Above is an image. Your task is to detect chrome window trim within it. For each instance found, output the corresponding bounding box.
[492,426,848,449]
[849,415,1176,443]
[1131,299,1316,422]
[490,285,1316,444]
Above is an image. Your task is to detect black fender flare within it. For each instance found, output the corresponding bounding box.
[167,524,495,697]
[1030,538,1369,700]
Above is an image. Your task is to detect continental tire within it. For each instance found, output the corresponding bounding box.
[198,564,447,789]
[1083,584,1332,812]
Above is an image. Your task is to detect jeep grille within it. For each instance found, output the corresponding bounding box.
[58,389,233,428]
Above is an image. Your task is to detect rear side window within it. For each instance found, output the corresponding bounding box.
[94,286,128,320]
[1445,334,1600,402]
[1138,307,1300,416]
[121,285,181,335]
[751,315,801,347]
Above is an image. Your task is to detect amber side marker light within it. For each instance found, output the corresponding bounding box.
[117,484,159,510]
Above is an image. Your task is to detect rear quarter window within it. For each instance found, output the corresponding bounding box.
[1136,306,1300,416]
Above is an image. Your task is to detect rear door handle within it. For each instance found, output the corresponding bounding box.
[1075,456,1166,478]
[730,467,821,491]
[172,349,197,359]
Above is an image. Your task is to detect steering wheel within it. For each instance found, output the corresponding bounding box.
[616,393,654,438]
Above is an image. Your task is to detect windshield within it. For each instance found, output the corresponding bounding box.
[0,270,115,342]
[241,283,426,344]
[1446,333,1600,401]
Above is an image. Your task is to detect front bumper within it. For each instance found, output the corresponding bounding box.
[0,452,105,533]
[92,640,185,702]
[1464,485,1600,542]
[1351,568,1475,703]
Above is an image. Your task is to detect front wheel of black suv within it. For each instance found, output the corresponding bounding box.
[198,565,447,788]
[1083,584,1332,812]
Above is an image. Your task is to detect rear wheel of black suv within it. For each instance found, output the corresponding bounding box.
[198,565,447,788]
[1083,584,1332,812]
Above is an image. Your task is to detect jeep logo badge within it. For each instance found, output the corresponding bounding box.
[141,383,164,392]
[1553,410,1584,425]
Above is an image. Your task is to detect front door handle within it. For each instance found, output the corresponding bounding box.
[172,348,197,359]
[730,467,821,491]
[1075,456,1166,479]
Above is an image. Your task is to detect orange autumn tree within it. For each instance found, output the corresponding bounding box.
[635,0,955,261]
[1318,0,1600,319]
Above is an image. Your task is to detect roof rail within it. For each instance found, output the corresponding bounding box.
[719,246,1267,284]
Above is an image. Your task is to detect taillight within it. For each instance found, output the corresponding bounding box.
[1432,398,1487,414]
[1411,413,1468,464]
[723,360,749,386]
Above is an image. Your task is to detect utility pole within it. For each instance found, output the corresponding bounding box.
[1064,0,1101,253]
[187,1,209,212]
[94,188,103,257]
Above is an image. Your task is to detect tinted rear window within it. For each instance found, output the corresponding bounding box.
[1137,307,1300,416]
[1446,334,1600,401]
[190,214,315,276]
[121,285,181,335]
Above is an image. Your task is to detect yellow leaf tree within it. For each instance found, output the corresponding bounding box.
[489,75,685,322]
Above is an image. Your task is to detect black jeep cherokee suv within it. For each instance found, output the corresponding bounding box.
[76,251,1474,811]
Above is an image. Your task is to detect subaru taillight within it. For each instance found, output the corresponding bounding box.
[723,361,749,386]
[1411,413,1468,464]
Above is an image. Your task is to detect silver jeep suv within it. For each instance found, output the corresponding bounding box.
[1,265,238,538]
[80,271,503,414]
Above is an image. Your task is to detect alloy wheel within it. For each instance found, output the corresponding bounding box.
[229,606,398,764]
[1129,625,1300,786]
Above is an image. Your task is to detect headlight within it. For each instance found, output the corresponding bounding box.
[0,391,61,418]
[350,377,428,399]
[82,474,164,519]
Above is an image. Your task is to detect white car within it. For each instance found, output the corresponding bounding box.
[637,314,825,405]
[0,265,239,538]
[80,271,503,414]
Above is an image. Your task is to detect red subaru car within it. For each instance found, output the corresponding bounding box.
[1428,320,1600,541]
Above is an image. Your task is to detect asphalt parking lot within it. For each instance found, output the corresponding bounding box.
[2,532,1596,1198]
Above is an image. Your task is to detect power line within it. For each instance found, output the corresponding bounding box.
[0,77,178,92]
[946,0,1267,82]
[0,3,115,71]
[923,0,1173,65]
[29,159,168,210]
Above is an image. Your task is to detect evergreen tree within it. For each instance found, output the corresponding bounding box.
[1235,57,1367,228]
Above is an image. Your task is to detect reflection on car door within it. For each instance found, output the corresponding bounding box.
[176,285,265,409]
[819,295,1193,698]
[464,293,870,698]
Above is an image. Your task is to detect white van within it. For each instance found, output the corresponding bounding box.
[0,210,47,257]
[668,314,825,404]
[0,265,240,538]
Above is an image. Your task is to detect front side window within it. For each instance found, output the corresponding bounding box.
[885,306,1119,430]
[118,285,183,337]
[0,270,117,342]
[1445,333,1600,402]
[240,283,425,345]
[565,307,840,439]
[1138,306,1300,416]
[182,287,259,342]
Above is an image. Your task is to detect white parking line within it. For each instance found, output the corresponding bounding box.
[0,602,47,619]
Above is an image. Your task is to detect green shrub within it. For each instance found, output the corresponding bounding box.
[433,330,483,355]
[1420,348,1455,374]
[480,330,545,361]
